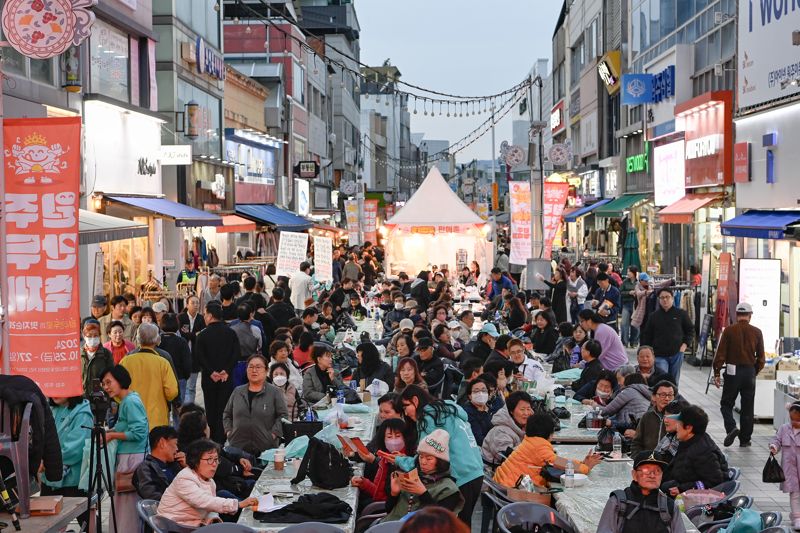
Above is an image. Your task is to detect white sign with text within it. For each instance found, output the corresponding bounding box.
[314,236,333,282]
[276,231,309,277]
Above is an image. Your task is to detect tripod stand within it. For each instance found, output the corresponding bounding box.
[84,423,117,533]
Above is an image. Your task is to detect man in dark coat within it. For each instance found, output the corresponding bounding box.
[133,426,183,500]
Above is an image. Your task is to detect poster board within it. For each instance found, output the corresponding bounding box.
[738,258,781,356]
[276,231,309,277]
[313,235,333,282]
[509,181,531,266]
[344,200,359,244]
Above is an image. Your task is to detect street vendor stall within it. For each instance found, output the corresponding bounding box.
[383,167,493,276]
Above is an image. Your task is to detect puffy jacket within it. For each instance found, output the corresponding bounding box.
[481,406,525,464]
[494,436,590,488]
[601,384,652,426]
[223,383,288,455]
[42,400,92,489]
[120,349,179,429]
[463,402,493,447]
[157,467,239,527]
[662,433,729,492]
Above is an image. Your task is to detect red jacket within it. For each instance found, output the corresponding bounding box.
[359,453,401,502]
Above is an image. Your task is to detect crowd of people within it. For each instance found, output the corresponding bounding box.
[17,242,784,532]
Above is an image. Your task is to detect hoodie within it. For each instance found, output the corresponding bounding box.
[481,406,526,464]
[43,400,93,489]
[600,383,653,426]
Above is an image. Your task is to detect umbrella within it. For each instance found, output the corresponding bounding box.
[622,227,642,271]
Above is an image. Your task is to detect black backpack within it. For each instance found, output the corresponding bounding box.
[290,437,353,489]
[612,488,673,528]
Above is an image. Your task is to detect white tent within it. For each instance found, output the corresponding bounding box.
[384,167,494,277]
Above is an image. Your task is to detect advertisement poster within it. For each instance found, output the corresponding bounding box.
[714,252,733,338]
[653,141,685,206]
[509,181,531,266]
[3,117,82,396]
[344,199,360,244]
[363,199,379,244]
[313,236,333,282]
[476,202,489,220]
[276,231,309,277]
[738,258,781,356]
[542,182,570,253]
[385,203,395,221]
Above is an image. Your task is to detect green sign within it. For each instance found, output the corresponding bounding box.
[626,141,649,174]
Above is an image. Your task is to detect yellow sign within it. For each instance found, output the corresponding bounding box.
[492,183,499,211]
[598,50,622,95]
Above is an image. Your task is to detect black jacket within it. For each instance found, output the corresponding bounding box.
[159,332,193,380]
[571,358,603,392]
[641,306,694,357]
[195,321,241,377]
[412,353,445,392]
[351,361,394,388]
[177,311,205,372]
[266,301,296,328]
[81,346,114,397]
[471,339,493,363]
[531,327,559,355]
[132,455,181,500]
[543,279,568,324]
[662,432,728,492]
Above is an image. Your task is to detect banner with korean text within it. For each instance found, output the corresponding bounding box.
[344,200,360,244]
[509,181,531,266]
[314,235,333,282]
[543,182,570,254]
[363,199,379,244]
[276,231,309,277]
[3,117,82,396]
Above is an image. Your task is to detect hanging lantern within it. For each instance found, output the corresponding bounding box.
[185,100,200,138]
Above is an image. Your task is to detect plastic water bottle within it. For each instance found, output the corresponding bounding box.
[612,432,622,459]
[564,460,575,488]
[305,408,315,422]
[336,389,345,404]
[675,494,685,513]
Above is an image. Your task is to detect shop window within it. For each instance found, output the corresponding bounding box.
[175,0,219,48]
[90,19,130,103]
[0,27,57,84]
[101,226,149,297]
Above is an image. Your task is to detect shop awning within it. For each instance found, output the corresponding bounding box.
[216,215,257,233]
[563,198,613,223]
[235,204,312,232]
[106,195,222,227]
[313,223,344,234]
[79,209,149,245]
[594,194,650,218]
[657,193,722,224]
[721,210,800,239]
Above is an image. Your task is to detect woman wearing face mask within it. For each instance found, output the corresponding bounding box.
[103,320,135,365]
[351,418,412,507]
[581,370,617,407]
[461,379,493,446]
[268,340,303,392]
[81,319,114,395]
[269,362,299,418]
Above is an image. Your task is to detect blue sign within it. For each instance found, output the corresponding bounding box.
[652,65,675,103]
[621,74,653,105]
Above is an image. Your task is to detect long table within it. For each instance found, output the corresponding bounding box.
[551,403,606,444]
[237,402,377,533]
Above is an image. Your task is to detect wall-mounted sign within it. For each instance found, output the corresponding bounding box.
[685,134,721,160]
[137,157,157,176]
[678,91,733,188]
[295,160,320,179]
[548,143,570,166]
[738,258,781,357]
[1,0,96,60]
[597,50,622,95]
[733,142,751,183]
[652,65,676,103]
[160,145,192,165]
[626,142,649,174]
[295,178,310,216]
[196,36,225,81]
[550,100,565,134]
[654,141,685,206]
[621,66,676,106]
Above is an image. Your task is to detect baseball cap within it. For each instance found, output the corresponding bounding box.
[91,295,108,307]
[632,450,669,470]
[736,302,753,314]
[479,323,500,338]
[417,336,434,350]
[447,320,460,329]
[665,413,681,421]
[638,273,651,282]
[152,302,168,313]
[399,318,414,332]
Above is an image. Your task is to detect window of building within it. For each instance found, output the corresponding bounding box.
[176,0,219,48]
[90,19,130,103]
[0,27,57,85]
[570,37,584,85]
[292,60,305,104]
[176,79,222,158]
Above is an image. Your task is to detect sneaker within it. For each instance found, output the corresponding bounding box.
[740,440,752,448]
[723,428,740,447]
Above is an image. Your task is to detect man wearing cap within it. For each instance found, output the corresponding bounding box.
[713,301,765,448]
[83,294,109,331]
[597,451,687,533]
[413,336,444,394]
[176,257,198,287]
[473,323,500,363]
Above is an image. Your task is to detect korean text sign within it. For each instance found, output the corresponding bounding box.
[3,117,82,396]
[276,231,309,277]
[509,181,531,266]
[363,199,378,244]
[543,182,570,253]
[344,200,359,244]
[314,236,333,282]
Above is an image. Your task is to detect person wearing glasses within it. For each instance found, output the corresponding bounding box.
[640,288,694,385]
[157,439,258,527]
[596,450,687,533]
[223,354,288,456]
[630,381,678,456]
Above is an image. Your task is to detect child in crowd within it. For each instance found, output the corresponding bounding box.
[770,401,800,530]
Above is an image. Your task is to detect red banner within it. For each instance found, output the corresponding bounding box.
[3,117,82,396]
[543,182,570,254]
[385,204,395,221]
[363,199,378,244]
[715,252,733,338]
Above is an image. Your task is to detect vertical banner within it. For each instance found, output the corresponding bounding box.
[313,235,333,282]
[3,117,82,396]
[714,252,733,338]
[363,199,379,244]
[542,182,570,254]
[385,203,395,221]
[344,200,360,244]
[738,258,781,356]
[491,183,499,212]
[509,181,531,266]
[276,231,309,277]
[476,202,489,220]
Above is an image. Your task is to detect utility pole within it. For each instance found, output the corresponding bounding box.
[529,75,546,259]
[490,104,497,210]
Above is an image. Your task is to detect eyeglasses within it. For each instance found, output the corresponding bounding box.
[247,365,266,370]
[655,393,675,399]
[636,467,662,477]
[201,456,220,465]
[658,296,672,301]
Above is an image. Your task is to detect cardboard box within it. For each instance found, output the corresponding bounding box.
[758,364,777,380]
[19,495,63,516]
[506,488,552,505]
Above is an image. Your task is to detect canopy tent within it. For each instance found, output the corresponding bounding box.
[384,167,493,276]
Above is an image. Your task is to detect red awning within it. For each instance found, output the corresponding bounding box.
[216,215,257,233]
[658,193,722,224]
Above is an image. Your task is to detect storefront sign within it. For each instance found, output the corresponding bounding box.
[626,142,649,174]
[738,258,781,356]
[363,199,379,244]
[1,0,96,60]
[2,117,82,396]
[313,235,333,282]
[678,91,733,188]
[160,145,192,165]
[295,178,309,216]
[654,141,686,206]
[137,157,157,176]
[685,134,721,160]
[550,100,565,134]
[195,36,226,81]
[276,231,309,277]
[734,142,751,183]
[344,200,360,244]
[509,181,531,266]
[621,66,675,105]
[597,50,622,95]
[652,66,675,103]
[225,132,278,186]
[738,0,800,109]
[543,182,570,253]
[295,160,320,179]
[385,203,396,220]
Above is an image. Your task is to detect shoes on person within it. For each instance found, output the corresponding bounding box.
[723,428,740,447]
[739,440,752,448]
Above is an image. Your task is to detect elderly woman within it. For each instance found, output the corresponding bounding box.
[269,362,300,418]
[104,320,135,364]
[157,439,258,527]
[302,344,344,404]
[396,334,415,359]
[100,365,149,533]
[268,340,303,391]
[223,354,288,456]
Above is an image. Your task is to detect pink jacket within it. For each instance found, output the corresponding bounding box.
[157,467,239,527]
[771,423,800,493]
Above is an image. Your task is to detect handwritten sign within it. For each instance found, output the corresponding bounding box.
[509,181,531,266]
[344,200,359,244]
[276,231,309,277]
[542,182,570,254]
[363,199,379,244]
[314,236,333,282]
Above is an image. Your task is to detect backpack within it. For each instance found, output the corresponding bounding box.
[290,436,353,489]
[612,488,672,527]
[721,508,762,533]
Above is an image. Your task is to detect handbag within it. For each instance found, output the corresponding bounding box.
[540,463,565,483]
[114,471,136,493]
[282,420,323,444]
[762,453,786,483]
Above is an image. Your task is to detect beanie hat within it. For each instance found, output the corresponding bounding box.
[417,429,450,462]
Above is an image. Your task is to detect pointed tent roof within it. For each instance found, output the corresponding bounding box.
[386,167,484,226]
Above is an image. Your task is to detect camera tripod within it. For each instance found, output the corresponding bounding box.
[84,422,117,533]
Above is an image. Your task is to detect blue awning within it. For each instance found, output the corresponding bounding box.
[106,195,222,227]
[235,204,312,231]
[721,210,800,239]
[563,198,613,223]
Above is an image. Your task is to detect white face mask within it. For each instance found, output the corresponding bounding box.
[394,302,404,310]
[472,391,489,405]
[272,375,288,387]
[85,337,101,349]
[385,437,405,453]
[596,390,612,399]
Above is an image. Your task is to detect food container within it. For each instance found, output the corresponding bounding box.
[559,473,588,487]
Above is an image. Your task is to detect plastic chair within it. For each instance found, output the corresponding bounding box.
[496,502,576,533]
[354,501,387,532]
[761,512,782,528]
[136,499,160,528]
[686,481,741,518]
[365,521,404,533]
[279,523,345,533]
[150,515,196,533]
[686,493,753,530]
[481,490,511,533]
[727,466,741,480]
[0,400,32,518]
[193,525,258,533]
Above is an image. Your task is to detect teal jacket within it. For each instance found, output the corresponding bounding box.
[396,400,483,487]
[43,400,93,489]
[113,392,149,455]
